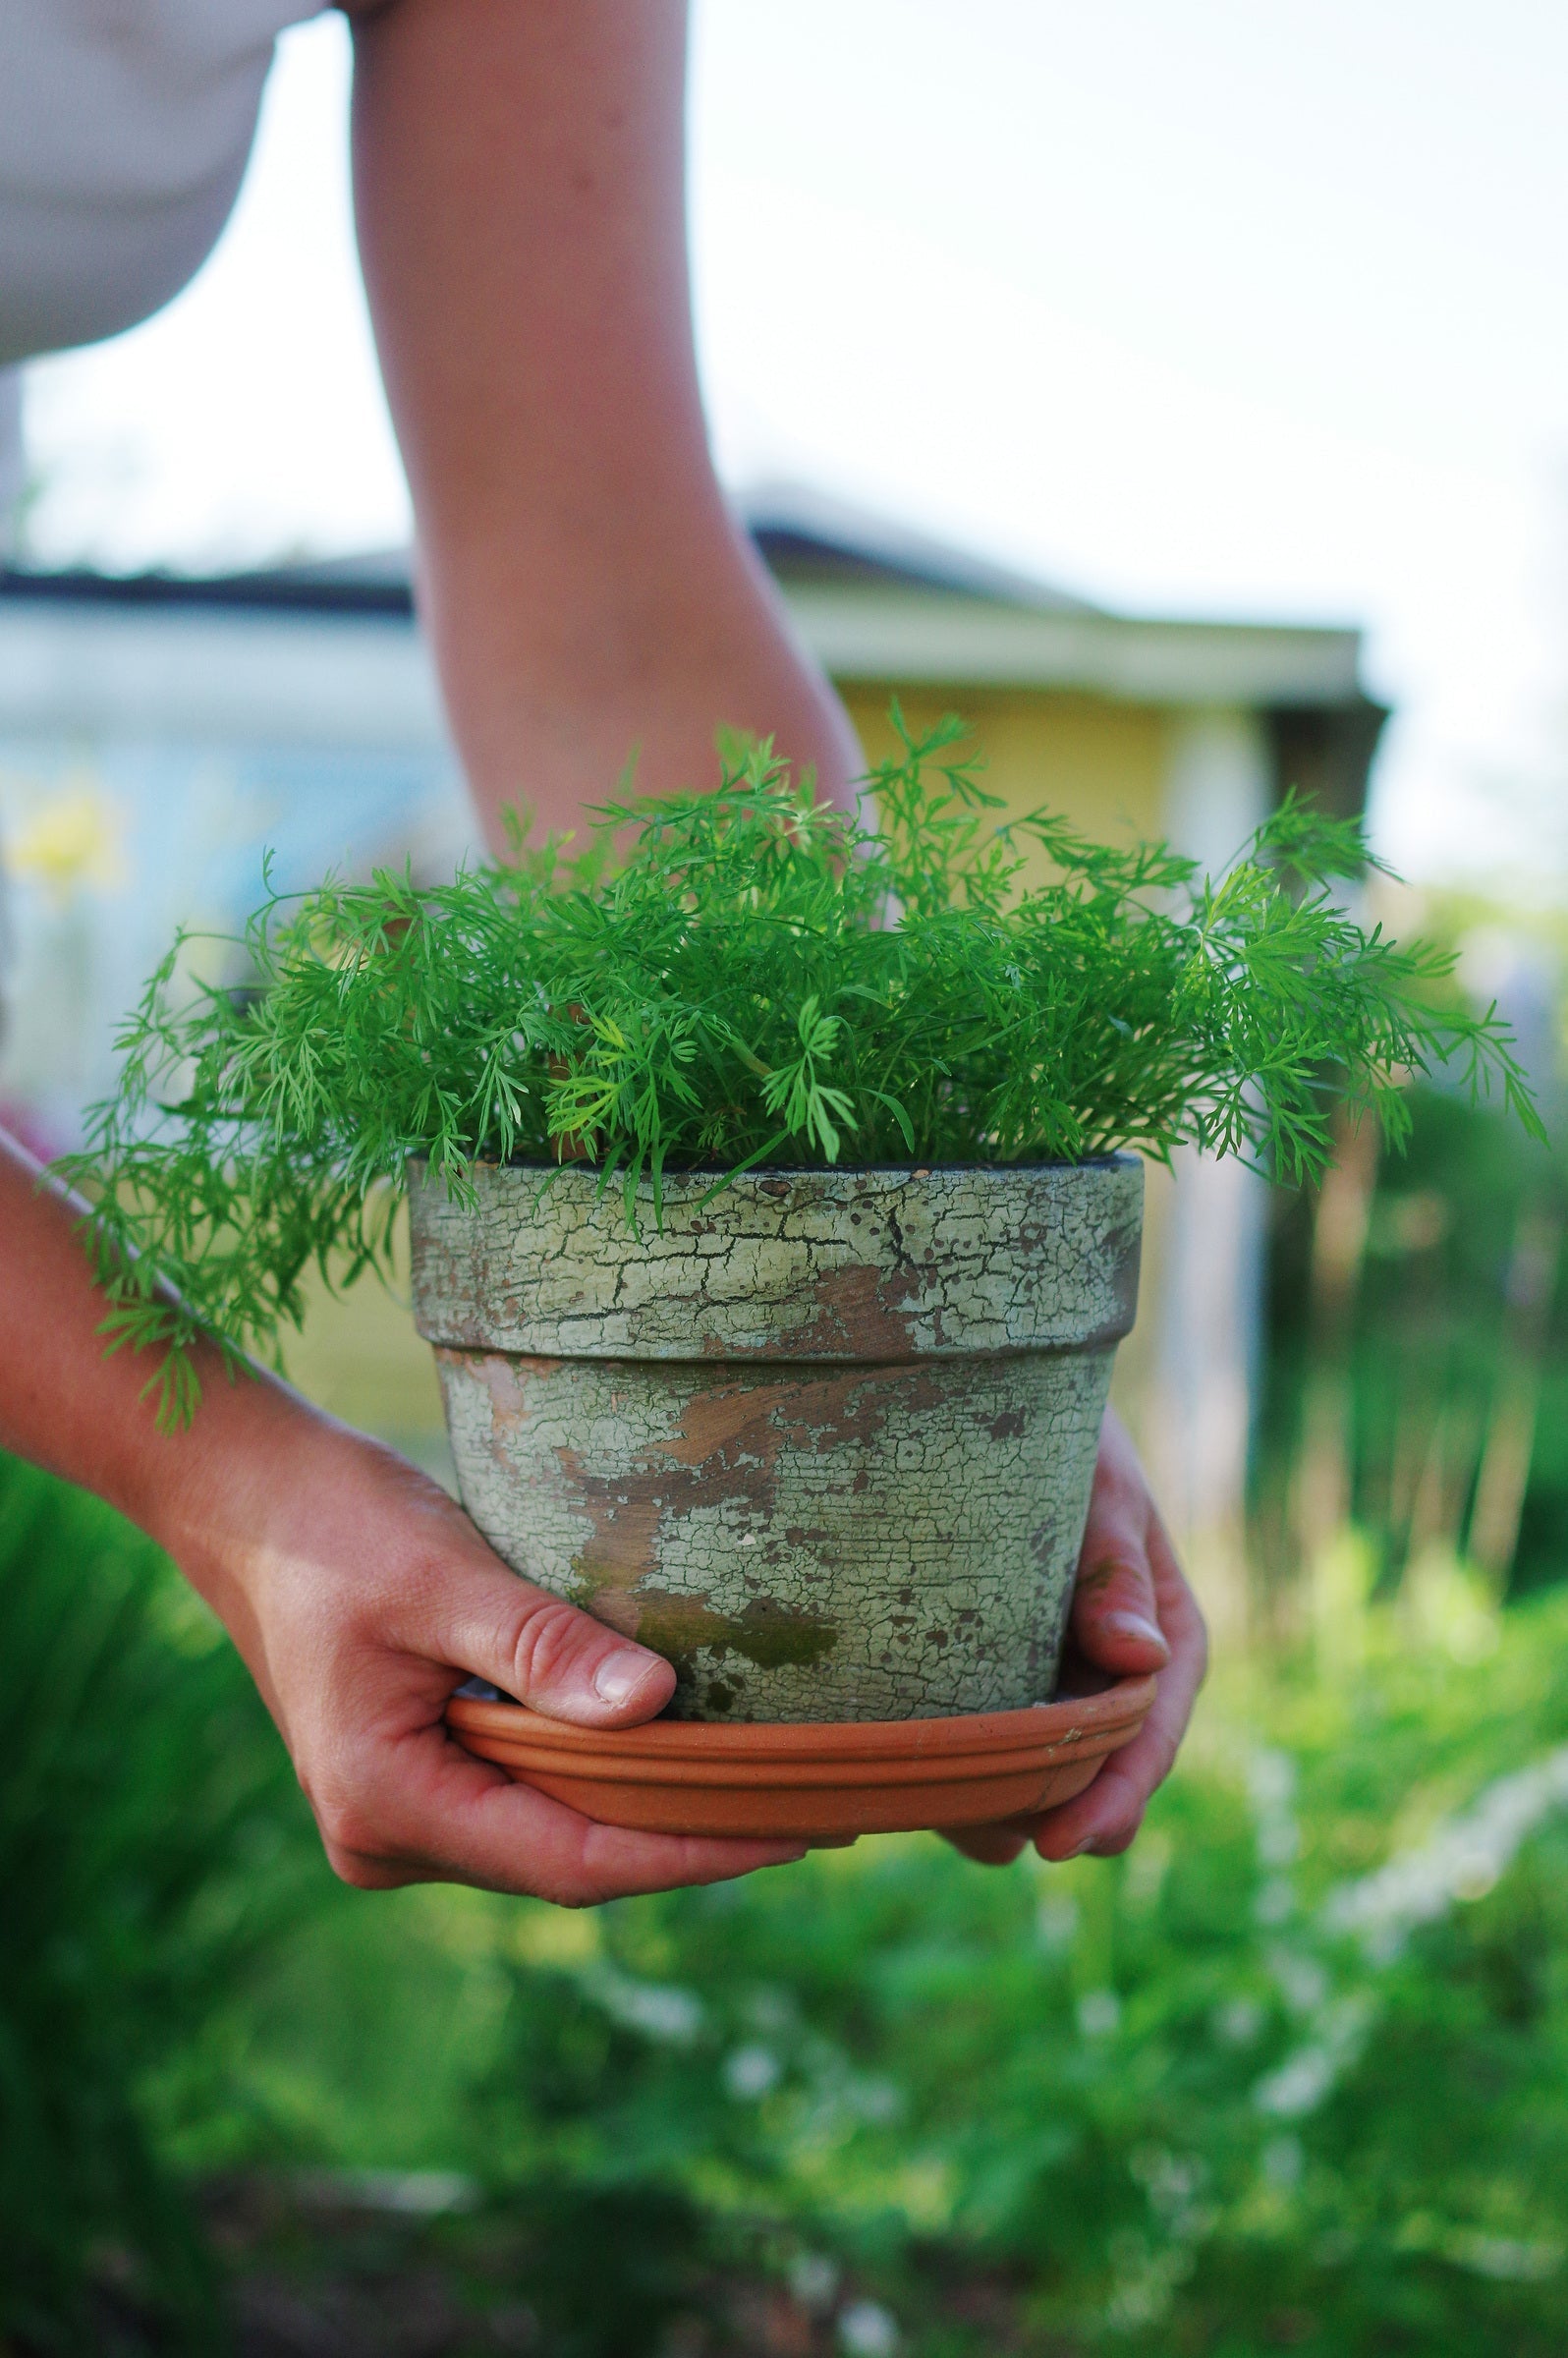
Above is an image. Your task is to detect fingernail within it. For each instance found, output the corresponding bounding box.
[1101,1610,1170,1659]
[593,1649,655,1708]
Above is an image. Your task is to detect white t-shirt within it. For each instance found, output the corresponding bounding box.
[0,0,323,512]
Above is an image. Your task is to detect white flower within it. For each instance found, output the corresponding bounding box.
[723,2043,781,2101]
[1213,1996,1264,2048]
[838,2298,900,2356]
[788,2252,841,2312]
[588,1967,702,2045]
[1077,1989,1121,2039]
[1253,1993,1374,2119]
[1322,1746,1568,1959]
[1035,1891,1079,1951]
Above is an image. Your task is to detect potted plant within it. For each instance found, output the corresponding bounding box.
[61,715,1540,1821]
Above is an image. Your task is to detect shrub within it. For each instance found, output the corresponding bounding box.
[58,713,1536,1421]
[454,1593,1568,2354]
[0,1453,313,2352]
[11,1438,1568,2352]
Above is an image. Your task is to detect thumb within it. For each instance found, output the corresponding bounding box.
[408,1527,677,1727]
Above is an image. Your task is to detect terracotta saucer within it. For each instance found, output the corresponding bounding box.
[445,1675,1156,1843]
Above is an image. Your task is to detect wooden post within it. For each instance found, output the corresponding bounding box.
[1468,1202,1562,1593]
[1146,708,1271,1642]
[1292,1107,1380,1576]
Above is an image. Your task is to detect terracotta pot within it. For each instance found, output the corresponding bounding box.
[446,1674,1156,1842]
[410,1158,1142,1724]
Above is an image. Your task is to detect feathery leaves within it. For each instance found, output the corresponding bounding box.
[55,707,1542,1424]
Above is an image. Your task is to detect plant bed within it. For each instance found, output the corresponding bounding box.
[62,715,1540,1813]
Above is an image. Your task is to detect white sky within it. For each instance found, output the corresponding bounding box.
[18,0,1568,891]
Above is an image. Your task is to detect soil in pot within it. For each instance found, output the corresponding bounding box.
[411,1158,1142,1726]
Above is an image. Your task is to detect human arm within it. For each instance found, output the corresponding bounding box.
[0,1132,806,1898]
[342,0,1204,1862]
[344,0,861,842]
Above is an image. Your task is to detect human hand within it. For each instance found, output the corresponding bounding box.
[944,1407,1207,1868]
[165,1387,807,1905]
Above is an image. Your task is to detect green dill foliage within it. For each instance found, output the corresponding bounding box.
[59,708,1540,1422]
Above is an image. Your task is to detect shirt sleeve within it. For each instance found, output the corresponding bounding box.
[0,367,21,545]
[0,0,325,368]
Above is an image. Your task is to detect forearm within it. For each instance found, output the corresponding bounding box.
[1,1129,808,1892]
[0,1133,320,1626]
[347,0,860,838]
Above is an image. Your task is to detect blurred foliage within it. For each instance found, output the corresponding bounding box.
[0,1454,318,2353]
[13,1432,1568,2354]
[231,1583,1568,2358]
[63,728,1536,1427]
[1258,1076,1567,1603]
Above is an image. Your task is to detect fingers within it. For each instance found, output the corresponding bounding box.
[1029,1724,1164,1862]
[1070,1412,1170,1677]
[942,1821,1035,1867]
[947,1421,1208,1872]
[1033,1525,1206,1862]
[236,1425,803,1905]
[341,1492,802,1896]
[271,1415,1204,1900]
[314,1716,806,1904]
[396,1518,677,1728]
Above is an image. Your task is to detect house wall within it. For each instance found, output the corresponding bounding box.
[838,685,1168,1466]
[841,683,1168,854]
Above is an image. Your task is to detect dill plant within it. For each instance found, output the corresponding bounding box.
[58,709,1540,1424]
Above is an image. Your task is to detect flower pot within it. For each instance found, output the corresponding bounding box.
[410,1158,1143,1725]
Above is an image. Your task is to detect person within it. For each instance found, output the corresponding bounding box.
[0,0,1204,1902]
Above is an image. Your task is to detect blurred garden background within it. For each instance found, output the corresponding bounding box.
[4,2,1568,2350]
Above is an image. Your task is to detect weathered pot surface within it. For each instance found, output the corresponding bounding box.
[411,1159,1143,1724]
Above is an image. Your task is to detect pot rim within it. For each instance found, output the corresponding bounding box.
[409,1149,1144,1360]
[409,1150,1142,1184]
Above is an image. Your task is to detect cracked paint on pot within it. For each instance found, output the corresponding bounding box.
[411,1160,1143,1723]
